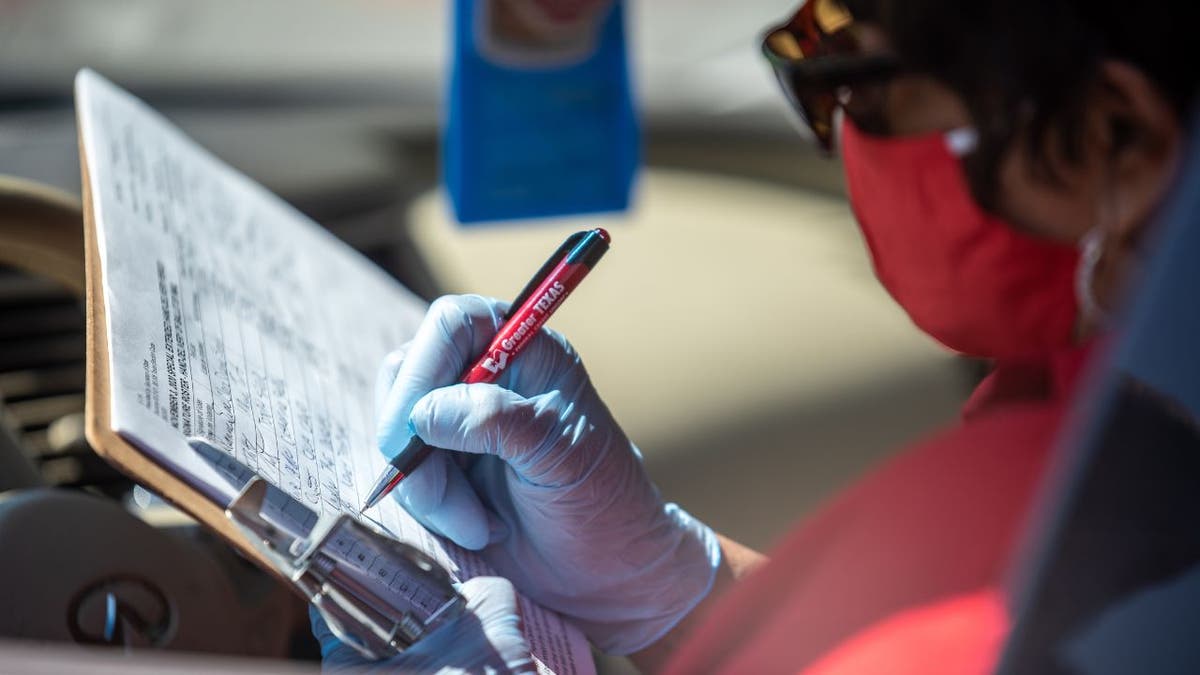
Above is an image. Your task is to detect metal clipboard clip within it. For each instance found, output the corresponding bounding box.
[224,477,465,659]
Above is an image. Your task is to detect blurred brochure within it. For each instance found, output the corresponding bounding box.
[444,0,639,224]
[75,68,594,673]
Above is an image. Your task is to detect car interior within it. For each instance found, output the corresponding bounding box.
[0,1,1077,671]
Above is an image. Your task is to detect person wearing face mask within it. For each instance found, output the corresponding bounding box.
[315,0,1199,672]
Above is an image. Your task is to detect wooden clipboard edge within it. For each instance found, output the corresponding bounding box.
[77,124,301,595]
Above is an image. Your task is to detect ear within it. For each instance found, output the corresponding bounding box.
[1086,60,1182,243]
[1078,61,1183,316]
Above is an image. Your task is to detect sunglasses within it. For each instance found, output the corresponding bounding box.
[761,0,903,153]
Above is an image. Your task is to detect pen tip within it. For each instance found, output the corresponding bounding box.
[594,227,611,243]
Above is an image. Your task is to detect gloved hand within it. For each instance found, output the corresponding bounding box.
[310,576,534,673]
[375,294,720,655]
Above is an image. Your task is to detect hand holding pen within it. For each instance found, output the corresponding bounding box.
[364,234,718,654]
[360,228,611,512]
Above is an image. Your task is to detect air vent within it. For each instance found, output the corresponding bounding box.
[0,265,127,494]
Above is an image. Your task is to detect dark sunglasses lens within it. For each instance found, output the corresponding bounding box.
[769,59,835,151]
[762,1,854,152]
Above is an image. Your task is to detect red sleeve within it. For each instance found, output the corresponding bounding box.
[663,397,1066,674]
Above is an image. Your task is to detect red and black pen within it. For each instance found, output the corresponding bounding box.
[358,228,611,513]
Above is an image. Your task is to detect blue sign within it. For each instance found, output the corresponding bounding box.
[444,0,640,224]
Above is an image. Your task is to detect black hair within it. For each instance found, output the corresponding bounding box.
[843,0,1199,209]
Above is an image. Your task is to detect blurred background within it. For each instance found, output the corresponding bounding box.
[0,0,975,669]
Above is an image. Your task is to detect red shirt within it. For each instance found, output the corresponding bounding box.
[665,344,1098,674]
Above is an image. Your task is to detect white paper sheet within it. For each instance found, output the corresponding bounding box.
[76,69,593,675]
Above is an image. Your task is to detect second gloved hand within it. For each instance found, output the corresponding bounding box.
[311,576,533,673]
[376,294,720,655]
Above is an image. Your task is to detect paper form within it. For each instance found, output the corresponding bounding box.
[76,69,593,675]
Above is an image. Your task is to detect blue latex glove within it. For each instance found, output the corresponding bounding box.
[310,576,534,673]
[376,295,720,655]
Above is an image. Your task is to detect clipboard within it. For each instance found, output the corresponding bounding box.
[77,103,465,660]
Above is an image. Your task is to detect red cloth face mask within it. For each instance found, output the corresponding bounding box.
[840,118,1081,360]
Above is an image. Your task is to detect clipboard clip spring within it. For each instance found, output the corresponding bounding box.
[225,478,465,659]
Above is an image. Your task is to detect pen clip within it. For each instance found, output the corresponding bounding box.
[504,230,587,319]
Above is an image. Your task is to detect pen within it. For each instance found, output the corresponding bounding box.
[359,228,611,513]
